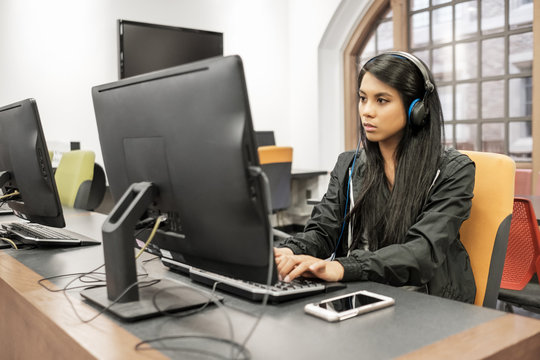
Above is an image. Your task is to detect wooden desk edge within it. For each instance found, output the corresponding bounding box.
[0,252,167,360]
[397,313,540,360]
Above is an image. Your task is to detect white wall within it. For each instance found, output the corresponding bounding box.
[288,0,341,169]
[0,0,341,170]
[317,0,370,170]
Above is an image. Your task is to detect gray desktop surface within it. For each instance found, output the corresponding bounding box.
[4,210,506,359]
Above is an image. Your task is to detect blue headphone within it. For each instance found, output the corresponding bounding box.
[366,51,435,128]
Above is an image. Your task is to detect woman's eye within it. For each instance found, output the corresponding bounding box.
[377,98,388,104]
[358,95,366,102]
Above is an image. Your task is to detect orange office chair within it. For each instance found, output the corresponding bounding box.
[459,150,515,308]
[258,145,293,213]
[498,197,540,313]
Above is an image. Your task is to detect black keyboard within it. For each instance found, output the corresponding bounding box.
[7,222,76,240]
[2,222,100,246]
[189,266,346,303]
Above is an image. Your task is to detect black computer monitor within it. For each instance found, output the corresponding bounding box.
[84,55,274,321]
[0,99,65,228]
[119,20,223,79]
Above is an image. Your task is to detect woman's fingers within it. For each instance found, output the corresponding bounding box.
[283,260,314,282]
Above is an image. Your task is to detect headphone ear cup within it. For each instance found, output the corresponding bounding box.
[408,99,427,128]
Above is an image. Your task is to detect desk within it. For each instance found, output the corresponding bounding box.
[1,210,540,359]
[291,168,328,179]
[283,169,328,227]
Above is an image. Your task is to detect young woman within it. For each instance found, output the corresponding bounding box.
[275,51,476,303]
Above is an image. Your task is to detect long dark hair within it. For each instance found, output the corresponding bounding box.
[350,53,444,251]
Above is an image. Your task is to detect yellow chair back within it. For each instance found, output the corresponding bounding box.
[55,150,95,208]
[459,150,515,307]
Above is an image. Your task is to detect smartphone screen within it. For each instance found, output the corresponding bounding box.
[318,292,384,312]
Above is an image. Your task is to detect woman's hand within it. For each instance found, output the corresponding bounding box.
[273,247,344,283]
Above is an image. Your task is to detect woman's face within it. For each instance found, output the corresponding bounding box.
[358,71,407,148]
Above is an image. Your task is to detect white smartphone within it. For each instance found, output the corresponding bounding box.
[304,290,395,322]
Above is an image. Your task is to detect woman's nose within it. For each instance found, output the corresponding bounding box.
[359,100,374,118]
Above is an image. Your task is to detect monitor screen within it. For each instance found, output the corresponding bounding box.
[0,99,65,228]
[119,20,223,79]
[92,56,274,289]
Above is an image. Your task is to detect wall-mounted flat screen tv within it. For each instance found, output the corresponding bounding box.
[118,19,223,79]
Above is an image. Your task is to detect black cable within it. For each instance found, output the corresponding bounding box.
[133,281,246,359]
[38,264,106,292]
[33,211,269,359]
[65,278,161,324]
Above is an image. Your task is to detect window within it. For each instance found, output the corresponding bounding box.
[357,10,394,70]
[349,0,534,162]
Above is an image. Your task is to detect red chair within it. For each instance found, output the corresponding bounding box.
[500,197,540,290]
[498,197,540,314]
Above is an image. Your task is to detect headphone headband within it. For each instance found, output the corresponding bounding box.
[382,51,434,94]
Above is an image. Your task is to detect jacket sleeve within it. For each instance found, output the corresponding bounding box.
[280,152,354,258]
[336,155,475,286]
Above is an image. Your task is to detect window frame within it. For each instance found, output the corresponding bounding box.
[343,0,539,187]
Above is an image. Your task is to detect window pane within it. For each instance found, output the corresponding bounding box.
[410,11,430,48]
[456,124,478,150]
[482,37,504,77]
[456,83,478,120]
[509,32,533,74]
[358,34,376,71]
[455,1,478,40]
[482,80,504,119]
[509,121,532,161]
[432,46,453,82]
[456,42,478,80]
[433,0,451,4]
[438,85,453,121]
[444,124,453,147]
[481,123,505,153]
[432,6,452,44]
[481,0,505,34]
[509,0,533,30]
[412,50,430,68]
[410,0,429,11]
[509,77,532,117]
[377,21,393,51]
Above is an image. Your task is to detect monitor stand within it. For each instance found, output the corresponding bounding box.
[80,278,219,322]
[81,181,218,321]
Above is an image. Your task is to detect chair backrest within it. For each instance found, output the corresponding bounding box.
[55,150,95,208]
[459,150,515,308]
[514,168,532,195]
[85,163,107,211]
[500,197,540,290]
[255,131,276,147]
[258,145,293,213]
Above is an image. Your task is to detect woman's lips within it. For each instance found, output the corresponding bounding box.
[363,122,376,132]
